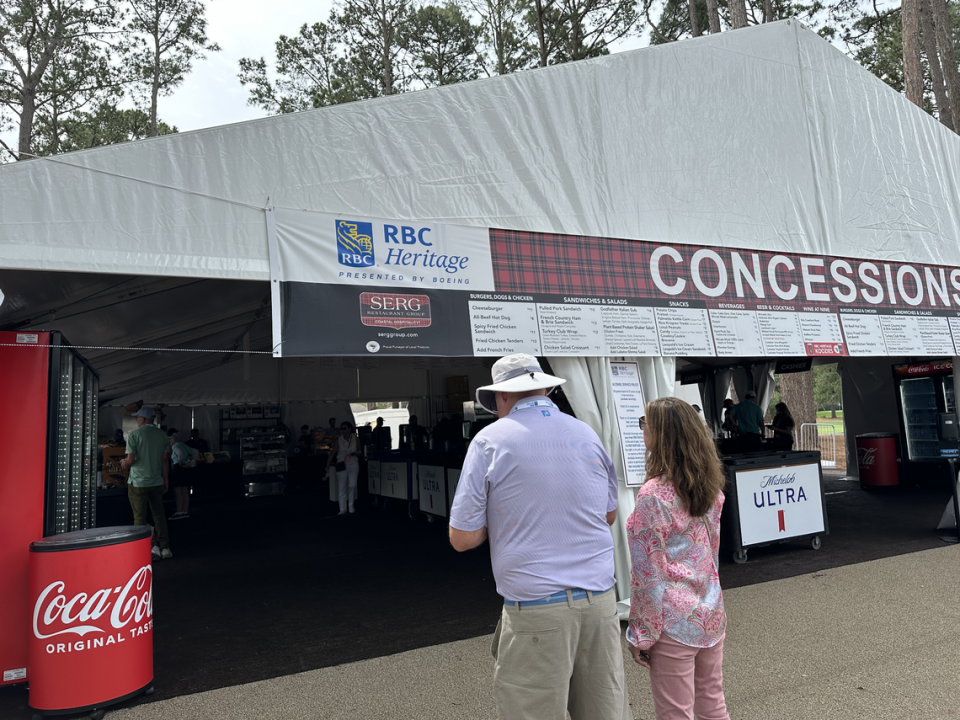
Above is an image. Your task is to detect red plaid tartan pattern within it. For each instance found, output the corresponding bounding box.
[489,228,946,311]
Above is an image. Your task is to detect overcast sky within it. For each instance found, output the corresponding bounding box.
[162,0,645,133]
[165,0,339,132]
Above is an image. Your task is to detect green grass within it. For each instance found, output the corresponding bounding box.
[816,410,843,419]
[815,419,845,433]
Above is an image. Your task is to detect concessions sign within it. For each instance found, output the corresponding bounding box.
[268,207,960,357]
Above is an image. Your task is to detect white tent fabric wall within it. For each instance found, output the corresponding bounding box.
[550,356,676,618]
[838,358,906,473]
[732,363,778,413]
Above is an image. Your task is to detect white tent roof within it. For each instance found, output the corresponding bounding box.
[2,19,959,285]
[2,20,959,403]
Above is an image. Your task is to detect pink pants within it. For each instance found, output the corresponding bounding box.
[648,633,730,720]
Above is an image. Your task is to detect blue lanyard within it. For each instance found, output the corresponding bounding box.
[509,398,557,415]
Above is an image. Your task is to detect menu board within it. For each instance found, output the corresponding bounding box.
[609,362,647,487]
[271,209,960,358]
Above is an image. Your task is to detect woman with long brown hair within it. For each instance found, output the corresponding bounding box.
[626,396,730,720]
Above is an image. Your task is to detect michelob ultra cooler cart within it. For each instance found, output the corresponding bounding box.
[720,451,828,564]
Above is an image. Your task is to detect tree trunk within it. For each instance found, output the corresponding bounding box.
[920,0,953,130]
[18,86,36,160]
[780,372,816,447]
[151,41,161,137]
[930,0,960,130]
[688,0,701,37]
[534,0,548,66]
[705,0,720,33]
[902,0,924,107]
[728,0,748,29]
[763,0,774,23]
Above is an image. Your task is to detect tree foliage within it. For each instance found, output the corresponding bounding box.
[35,101,175,153]
[0,0,123,160]
[813,364,842,417]
[125,0,219,137]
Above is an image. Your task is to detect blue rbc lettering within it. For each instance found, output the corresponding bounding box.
[384,224,433,246]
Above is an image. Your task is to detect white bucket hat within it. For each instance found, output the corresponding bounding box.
[475,354,566,414]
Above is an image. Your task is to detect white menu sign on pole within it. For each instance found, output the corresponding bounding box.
[610,361,647,487]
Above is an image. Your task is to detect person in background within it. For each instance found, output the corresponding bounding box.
[186,428,209,454]
[322,417,339,440]
[168,429,199,520]
[449,354,632,720]
[326,420,359,515]
[733,392,764,452]
[627,397,730,720]
[121,407,173,560]
[407,414,430,450]
[769,402,796,451]
[298,424,313,448]
[721,398,738,437]
[432,416,452,451]
[371,416,391,452]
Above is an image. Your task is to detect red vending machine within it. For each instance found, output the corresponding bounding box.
[0,331,99,687]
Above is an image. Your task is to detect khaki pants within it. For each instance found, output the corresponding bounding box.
[491,588,633,720]
[128,484,170,550]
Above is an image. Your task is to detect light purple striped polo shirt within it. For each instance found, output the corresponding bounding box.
[450,397,619,602]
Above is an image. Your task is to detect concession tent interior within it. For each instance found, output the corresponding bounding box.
[2,19,960,613]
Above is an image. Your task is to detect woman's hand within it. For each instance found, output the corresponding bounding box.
[628,644,651,669]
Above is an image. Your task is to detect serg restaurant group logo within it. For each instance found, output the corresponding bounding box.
[337,220,375,267]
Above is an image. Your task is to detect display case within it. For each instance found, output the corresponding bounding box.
[893,362,959,463]
[241,430,288,476]
[1,330,98,688]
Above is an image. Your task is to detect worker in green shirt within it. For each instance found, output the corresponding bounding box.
[121,407,173,559]
[733,392,765,453]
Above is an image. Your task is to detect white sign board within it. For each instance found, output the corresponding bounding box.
[734,462,825,546]
[367,460,381,496]
[610,362,647,487]
[418,465,448,517]
[380,461,418,500]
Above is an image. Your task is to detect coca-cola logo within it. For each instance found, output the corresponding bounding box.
[857,447,877,467]
[33,565,153,640]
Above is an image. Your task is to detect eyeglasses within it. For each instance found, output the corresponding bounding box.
[638,418,646,430]
[341,426,352,431]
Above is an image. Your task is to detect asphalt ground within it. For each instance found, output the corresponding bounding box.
[91,546,960,719]
[0,469,954,719]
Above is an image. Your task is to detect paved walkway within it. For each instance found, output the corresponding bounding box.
[110,544,959,720]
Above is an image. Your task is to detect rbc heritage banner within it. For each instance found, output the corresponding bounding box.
[268,207,960,357]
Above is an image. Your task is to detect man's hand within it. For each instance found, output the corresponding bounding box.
[121,453,136,470]
[628,644,651,669]
[164,480,169,494]
[449,525,487,552]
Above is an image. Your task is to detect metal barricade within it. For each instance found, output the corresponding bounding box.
[799,422,838,468]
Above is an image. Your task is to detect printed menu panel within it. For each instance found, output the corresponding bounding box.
[465,296,959,361]
[654,307,715,356]
[601,306,660,355]
[469,301,541,355]
[709,309,764,356]
[609,362,647,487]
[758,311,805,355]
[537,304,605,355]
[839,312,887,356]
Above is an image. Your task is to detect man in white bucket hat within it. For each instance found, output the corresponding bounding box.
[450,354,631,720]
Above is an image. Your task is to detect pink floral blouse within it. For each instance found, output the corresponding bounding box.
[626,475,727,651]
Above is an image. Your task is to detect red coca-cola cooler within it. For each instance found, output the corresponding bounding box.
[856,433,900,488]
[29,526,154,719]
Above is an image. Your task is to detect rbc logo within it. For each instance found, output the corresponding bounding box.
[337,220,375,267]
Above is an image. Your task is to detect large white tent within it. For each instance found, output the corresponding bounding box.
[2,19,959,613]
